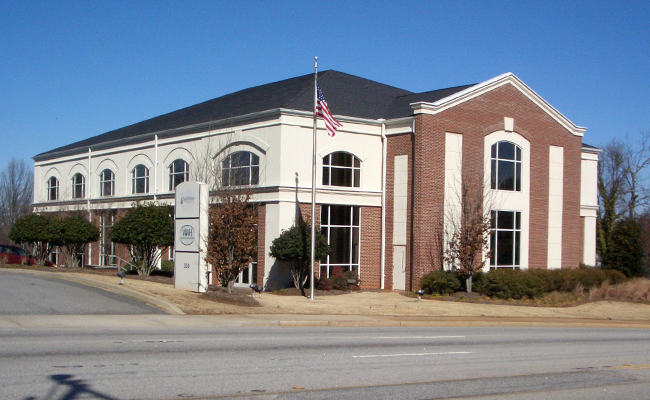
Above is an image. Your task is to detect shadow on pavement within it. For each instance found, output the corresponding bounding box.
[23,374,117,400]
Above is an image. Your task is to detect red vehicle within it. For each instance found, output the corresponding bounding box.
[0,244,36,265]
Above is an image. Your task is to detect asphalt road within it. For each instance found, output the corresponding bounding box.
[1,326,649,399]
[0,270,164,315]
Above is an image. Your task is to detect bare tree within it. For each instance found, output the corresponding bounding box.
[621,131,650,219]
[191,132,261,293]
[597,140,627,264]
[0,158,33,242]
[443,165,495,293]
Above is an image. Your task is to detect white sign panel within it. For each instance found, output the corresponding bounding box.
[174,181,210,293]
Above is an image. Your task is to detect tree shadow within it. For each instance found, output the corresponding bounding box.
[23,374,117,400]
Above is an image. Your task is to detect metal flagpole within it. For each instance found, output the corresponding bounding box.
[310,57,318,301]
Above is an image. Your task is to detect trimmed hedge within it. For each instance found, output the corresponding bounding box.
[474,267,627,299]
[420,271,461,295]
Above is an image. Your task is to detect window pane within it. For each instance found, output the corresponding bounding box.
[353,169,360,187]
[515,211,521,229]
[498,142,515,160]
[516,146,521,161]
[320,206,329,225]
[251,166,259,185]
[497,231,514,265]
[352,206,359,226]
[515,231,521,265]
[515,162,521,191]
[329,227,351,264]
[329,205,351,226]
[323,154,330,166]
[322,166,330,185]
[491,160,497,189]
[251,153,259,166]
[330,167,352,187]
[497,211,514,229]
[354,158,360,168]
[330,152,351,167]
[498,160,515,190]
[491,143,497,158]
[489,231,496,265]
[352,227,360,264]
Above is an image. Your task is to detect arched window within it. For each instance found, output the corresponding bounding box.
[491,141,521,191]
[169,159,189,190]
[132,164,149,194]
[72,173,85,199]
[222,151,259,186]
[322,152,360,187]
[99,169,115,197]
[47,177,59,201]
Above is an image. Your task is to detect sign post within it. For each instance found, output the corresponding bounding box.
[174,181,210,292]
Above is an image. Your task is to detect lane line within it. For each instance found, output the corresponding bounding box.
[352,351,472,358]
[371,336,466,339]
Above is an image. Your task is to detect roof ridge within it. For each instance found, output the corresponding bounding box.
[283,70,331,109]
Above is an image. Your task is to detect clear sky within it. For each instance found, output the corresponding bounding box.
[1,1,649,167]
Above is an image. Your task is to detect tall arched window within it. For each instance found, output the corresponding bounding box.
[47,177,59,201]
[491,141,522,191]
[99,169,115,197]
[322,152,360,187]
[72,173,85,199]
[169,159,189,190]
[222,151,259,186]
[132,164,149,194]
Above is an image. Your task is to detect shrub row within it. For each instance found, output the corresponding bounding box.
[420,267,627,299]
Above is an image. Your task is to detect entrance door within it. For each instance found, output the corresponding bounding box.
[392,245,406,290]
[234,262,258,287]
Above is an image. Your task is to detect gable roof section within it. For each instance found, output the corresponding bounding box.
[35,71,412,161]
[410,73,586,137]
[34,71,586,161]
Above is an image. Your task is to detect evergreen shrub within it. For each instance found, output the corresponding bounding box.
[420,270,461,295]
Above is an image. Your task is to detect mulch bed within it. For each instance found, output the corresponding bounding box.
[404,291,588,307]
[203,285,261,307]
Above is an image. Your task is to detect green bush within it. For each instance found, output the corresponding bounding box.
[161,260,174,272]
[420,270,461,295]
[474,267,628,300]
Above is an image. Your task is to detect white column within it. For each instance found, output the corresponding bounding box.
[547,146,564,269]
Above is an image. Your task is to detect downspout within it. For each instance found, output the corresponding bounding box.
[154,134,158,201]
[87,148,92,265]
[379,119,386,290]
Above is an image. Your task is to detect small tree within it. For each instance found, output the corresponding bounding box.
[443,167,493,293]
[9,213,54,266]
[0,158,33,242]
[205,191,258,293]
[269,218,330,297]
[603,218,645,277]
[49,213,99,268]
[111,202,174,275]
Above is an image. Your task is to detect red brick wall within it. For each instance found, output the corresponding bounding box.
[385,133,414,290]
[406,83,583,288]
[256,203,265,286]
[360,206,382,288]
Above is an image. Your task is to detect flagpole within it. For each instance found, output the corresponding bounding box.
[310,57,318,301]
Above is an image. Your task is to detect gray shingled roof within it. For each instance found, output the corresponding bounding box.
[35,70,472,161]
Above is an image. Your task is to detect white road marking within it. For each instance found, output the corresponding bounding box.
[371,336,466,339]
[352,351,472,358]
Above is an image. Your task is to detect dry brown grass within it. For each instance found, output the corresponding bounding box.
[589,279,650,303]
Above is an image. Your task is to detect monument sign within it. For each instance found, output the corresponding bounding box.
[174,181,210,292]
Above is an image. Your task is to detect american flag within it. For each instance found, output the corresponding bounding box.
[316,84,342,137]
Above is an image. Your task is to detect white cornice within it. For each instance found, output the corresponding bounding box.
[410,73,586,137]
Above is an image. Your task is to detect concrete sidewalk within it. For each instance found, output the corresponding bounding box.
[2,268,650,329]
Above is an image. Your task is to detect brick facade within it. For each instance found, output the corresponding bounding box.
[389,83,584,290]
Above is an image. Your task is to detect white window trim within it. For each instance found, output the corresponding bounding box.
[484,131,530,271]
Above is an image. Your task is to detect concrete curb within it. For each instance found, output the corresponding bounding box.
[1,268,185,315]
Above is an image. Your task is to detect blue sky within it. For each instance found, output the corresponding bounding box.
[1,1,649,168]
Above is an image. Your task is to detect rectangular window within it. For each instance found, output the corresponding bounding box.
[490,210,521,269]
[320,205,360,278]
